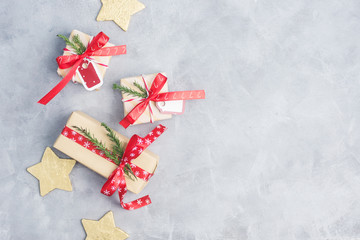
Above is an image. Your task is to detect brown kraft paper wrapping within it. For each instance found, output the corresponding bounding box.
[53,111,159,194]
[120,72,172,125]
[57,29,114,86]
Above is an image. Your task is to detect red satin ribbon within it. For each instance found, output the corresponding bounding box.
[61,124,166,210]
[120,73,206,128]
[38,32,127,105]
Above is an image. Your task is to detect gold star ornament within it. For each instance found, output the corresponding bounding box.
[27,147,76,196]
[82,211,129,240]
[97,0,145,31]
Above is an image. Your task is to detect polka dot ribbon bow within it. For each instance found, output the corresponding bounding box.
[61,124,167,210]
[38,32,127,105]
[119,73,206,129]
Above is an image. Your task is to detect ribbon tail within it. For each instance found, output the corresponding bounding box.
[38,60,81,105]
[154,90,206,101]
[101,167,122,196]
[107,166,151,210]
[119,101,148,129]
[93,45,127,56]
[120,193,152,210]
[119,117,132,129]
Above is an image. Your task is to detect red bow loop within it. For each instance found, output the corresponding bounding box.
[148,73,168,98]
[123,135,147,159]
[56,54,81,69]
[86,32,109,54]
[101,165,124,196]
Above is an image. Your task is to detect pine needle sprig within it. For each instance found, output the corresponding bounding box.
[124,163,137,181]
[113,83,147,99]
[101,122,125,159]
[72,35,87,54]
[72,126,117,163]
[72,124,138,180]
[57,34,86,55]
[133,81,147,96]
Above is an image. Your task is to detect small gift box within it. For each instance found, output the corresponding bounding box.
[53,111,166,210]
[120,73,172,126]
[114,73,206,128]
[38,31,126,105]
[57,29,114,87]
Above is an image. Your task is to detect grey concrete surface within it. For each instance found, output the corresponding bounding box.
[1,0,360,239]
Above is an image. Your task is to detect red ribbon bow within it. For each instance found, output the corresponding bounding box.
[61,124,166,210]
[120,73,206,128]
[38,32,127,105]
[100,125,167,210]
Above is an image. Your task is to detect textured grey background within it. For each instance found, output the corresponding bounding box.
[1,0,360,239]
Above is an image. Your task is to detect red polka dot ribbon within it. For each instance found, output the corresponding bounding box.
[61,124,167,210]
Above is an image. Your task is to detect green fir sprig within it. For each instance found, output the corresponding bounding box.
[72,123,137,181]
[57,34,87,55]
[113,81,148,99]
[72,35,87,54]
[101,123,126,162]
[133,81,147,95]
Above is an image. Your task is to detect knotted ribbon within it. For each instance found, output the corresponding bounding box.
[120,73,206,128]
[38,32,127,105]
[61,124,166,210]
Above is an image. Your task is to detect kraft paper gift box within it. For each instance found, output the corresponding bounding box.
[53,111,159,194]
[57,29,114,87]
[120,72,172,125]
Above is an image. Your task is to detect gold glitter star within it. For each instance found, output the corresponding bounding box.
[27,147,76,196]
[96,0,145,31]
[82,211,129,240]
